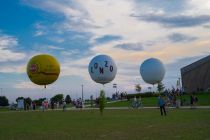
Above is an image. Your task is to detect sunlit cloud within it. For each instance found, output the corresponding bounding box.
[1,0,210,101]
[0,34,26,62]
[14,81,43,89]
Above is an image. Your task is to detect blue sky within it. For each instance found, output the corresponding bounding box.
[0,0,210,102]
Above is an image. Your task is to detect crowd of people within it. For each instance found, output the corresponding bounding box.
[190,95,198,108]
[156,89,199,116]
[72,98,83,108]
[12,87,200,117]
[162,88,183,108]
[27,100,68,112]
[112,92,127,100]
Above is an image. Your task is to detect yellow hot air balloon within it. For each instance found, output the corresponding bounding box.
[27,54,60,88]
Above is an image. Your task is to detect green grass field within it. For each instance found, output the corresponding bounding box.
[0,107,8,112]
[106,94,210,107]
[0,109,210,140]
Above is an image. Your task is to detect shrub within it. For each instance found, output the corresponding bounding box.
[99,90,106,115]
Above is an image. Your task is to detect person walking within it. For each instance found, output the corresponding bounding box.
[157,95,167,116]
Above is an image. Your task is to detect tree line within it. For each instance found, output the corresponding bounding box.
[0,82,165,107]
[0,94,72,107]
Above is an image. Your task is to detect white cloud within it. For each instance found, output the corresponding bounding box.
[21,0,210,94]
[186,0,210,15]
[0,34,26,62]
[47,45,64,50]
[34,30,45,36]
[61,49,80,56]
[61,56,91,78]
[14,81,44,89]
[0,64,26,73]
[48,37,65,43]
[0,35,17,49]
[33,23,47,36]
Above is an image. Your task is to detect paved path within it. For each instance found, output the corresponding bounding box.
[1,106,210,113]
[73,106,210,110]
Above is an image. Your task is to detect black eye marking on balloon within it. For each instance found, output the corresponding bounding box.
[91,67,93,73]
[99,67,104,74]
[94,63,98,69]
[110,65,113,72]
[105,61,108,67]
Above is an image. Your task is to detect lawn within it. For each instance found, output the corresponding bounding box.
[106,93,210,107]
[0,109,210,140]
[0,107,8,112]
[181,94,210,106]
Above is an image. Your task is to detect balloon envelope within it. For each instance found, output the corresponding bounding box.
[88,55,117,84]
[140,58,165,85]
[27,54,60,86]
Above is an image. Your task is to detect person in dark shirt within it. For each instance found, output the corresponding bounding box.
[33,102,36,110]
[157,95,167,116]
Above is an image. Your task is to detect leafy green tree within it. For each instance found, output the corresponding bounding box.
[51,94,64,104]
[25,97,32,105]
[135,84,141,93]
[0,96,9,106]
[23,97,32,110]
[33,98,46,106]
[99,90,106,115]
[157,82,165,93]
[16,97,24,102]
[65,95,71,104]
[16,97,32,109]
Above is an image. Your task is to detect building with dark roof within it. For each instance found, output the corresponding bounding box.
[181,55,210,93]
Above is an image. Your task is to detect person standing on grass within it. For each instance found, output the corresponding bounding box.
[138,96,143,107]
[132,96,137,108]
[190,94,194,108]
[33,102,36,111]
[63,101,66,111]
[194,95,198,108]
[41,101,45,112]
[157,95,167,116]
[51,101,54,110]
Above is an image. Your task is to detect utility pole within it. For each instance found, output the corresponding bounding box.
[81,84,84,101]
[81,84,84,108]
[0,88,2,96]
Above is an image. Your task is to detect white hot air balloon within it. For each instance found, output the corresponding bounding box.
[140,58,165,85]
[88,55,117,85]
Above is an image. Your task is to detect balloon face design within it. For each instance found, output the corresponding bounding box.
[140,58,165,85]
[27,54,60,86]
[88,55,117,85]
